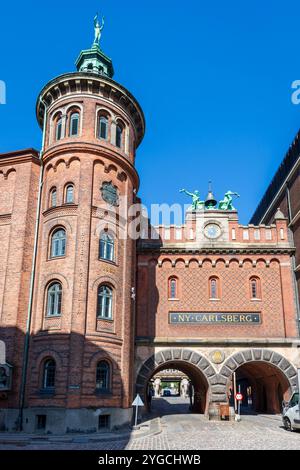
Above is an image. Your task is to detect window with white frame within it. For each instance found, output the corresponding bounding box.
[98,115,109,140]
[69,112,79,137]
[51,229,66,258]
[99,233,114,261]
[42,359,56,389]
[46,282,62,316]
[97,285,113,319]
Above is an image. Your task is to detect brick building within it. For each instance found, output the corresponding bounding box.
[0,29,299,433]
[251,130,300,320]
[135,205,300,417]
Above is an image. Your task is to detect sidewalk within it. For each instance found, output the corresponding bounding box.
[0,417,161,446]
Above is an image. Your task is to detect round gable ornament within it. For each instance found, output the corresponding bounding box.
[100,181,119,207]
[210,350,225,364]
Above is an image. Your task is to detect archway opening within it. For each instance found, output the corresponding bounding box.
[145,360,209,417]
[229,361,291,415]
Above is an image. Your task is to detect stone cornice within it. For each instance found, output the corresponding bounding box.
[42,204,78,219]
[137,245,295,255]
[42,142,140,189]
[135,336,300,347]
[0,148,40,166]
[36,72,145,147]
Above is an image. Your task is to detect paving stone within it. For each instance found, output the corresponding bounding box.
[2,397,300,451]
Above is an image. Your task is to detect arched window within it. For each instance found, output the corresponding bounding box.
[98,115,108,140]
[96,361,111,392]
[169,278,177,299]
[51,229,66,258]
[50,188,57,208]
[99,233,114,261]
[210,277,219,299]
[97,285,113,319]
[116,123,123,148]
[42,359,56,389]
[250,277,261,299]
[56,117,62,141]
[69,112,79,137]
[47,282,62,316]
[65,184,74,204]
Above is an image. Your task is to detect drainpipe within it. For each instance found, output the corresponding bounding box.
[286,186,300,337]
[17,97,47,431]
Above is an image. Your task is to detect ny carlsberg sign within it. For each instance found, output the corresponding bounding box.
[169,312,261,324]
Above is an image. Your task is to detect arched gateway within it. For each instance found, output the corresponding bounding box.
[136,348,214,414]
[136,348,298,417]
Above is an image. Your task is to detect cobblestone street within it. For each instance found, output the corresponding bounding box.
[1,397,300,450]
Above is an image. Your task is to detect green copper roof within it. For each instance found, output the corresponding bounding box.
[75,44,114,78]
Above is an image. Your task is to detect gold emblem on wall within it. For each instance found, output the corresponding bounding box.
[210,350,225,364]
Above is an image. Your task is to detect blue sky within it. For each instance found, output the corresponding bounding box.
[1,0,300,223]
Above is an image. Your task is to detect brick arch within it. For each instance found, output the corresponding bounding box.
[136,348,217,411]
[91,274,117,291]
[214,349,298,402]
[34,349,64,372]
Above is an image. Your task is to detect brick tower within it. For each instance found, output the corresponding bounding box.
[0,21,145,433]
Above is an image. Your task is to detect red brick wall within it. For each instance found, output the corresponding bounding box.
[136,253,298,340]
[0,150,40,408]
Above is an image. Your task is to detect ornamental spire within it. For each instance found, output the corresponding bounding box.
[93,13,105,48]
[75,14,114,78]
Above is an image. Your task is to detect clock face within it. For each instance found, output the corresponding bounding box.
[204,223,221,239]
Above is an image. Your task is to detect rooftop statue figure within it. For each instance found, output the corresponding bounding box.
[218,191,240,211]
[93,13,105,46]
[180,189,205,211]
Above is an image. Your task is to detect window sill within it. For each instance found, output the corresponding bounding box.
[39,388,55,397]
[95,389,112,396]
[98,258,117,266]
[168,298,180,301]
[250,298,261,301]
[97,317,113,322]
[48,256,66,261]
[209,298,220,301]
